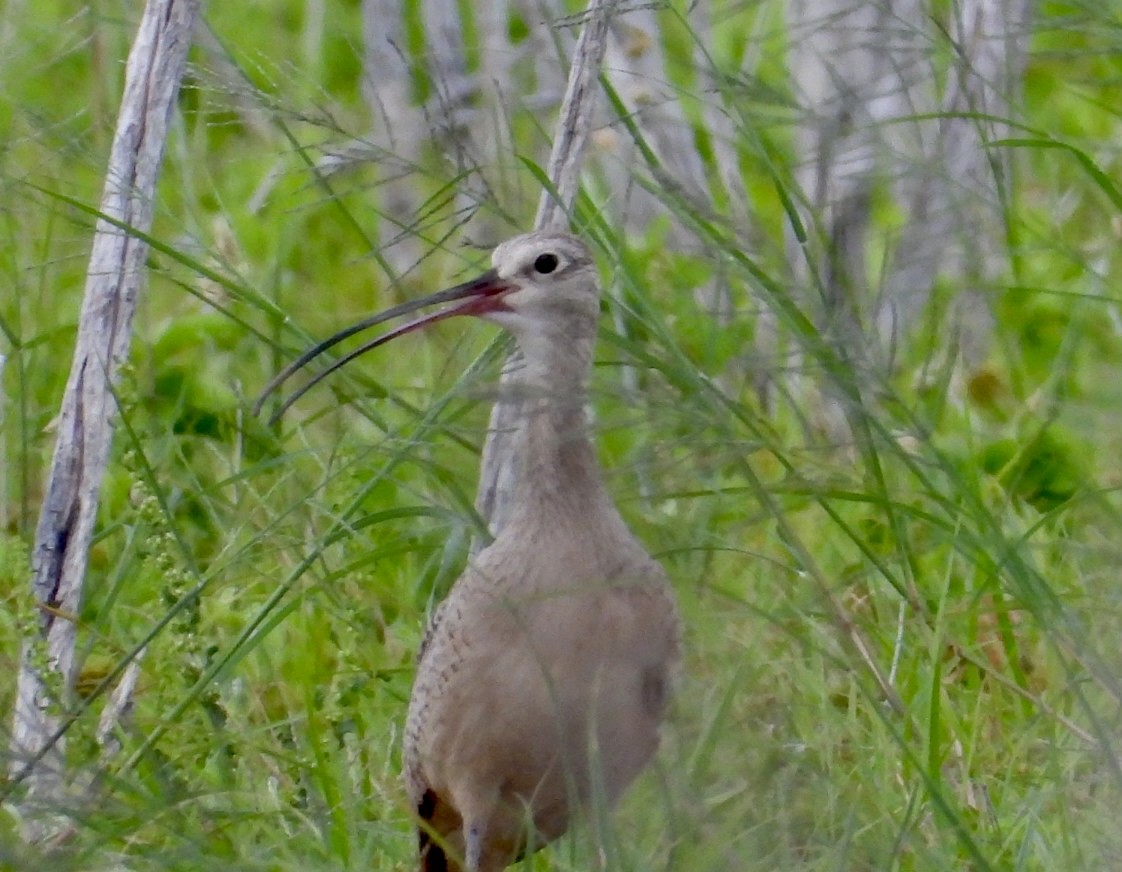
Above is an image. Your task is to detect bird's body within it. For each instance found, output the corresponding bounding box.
[258,231,679,872]
[403,233,679,871]
[404,363,678,871]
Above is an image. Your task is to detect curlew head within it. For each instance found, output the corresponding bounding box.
[254,231,601,423]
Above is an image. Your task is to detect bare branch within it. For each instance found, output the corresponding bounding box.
[534,0,615,231]
[8,0,198,842]
[95,655,145,763]
[876,0,1032,364]
[474,0,616,545]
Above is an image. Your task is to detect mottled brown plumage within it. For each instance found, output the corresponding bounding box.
[402,233,679,872]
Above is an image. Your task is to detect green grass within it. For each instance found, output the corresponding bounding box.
[3,1,1122,870]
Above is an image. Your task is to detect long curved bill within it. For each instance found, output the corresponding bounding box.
[254,268,511,424]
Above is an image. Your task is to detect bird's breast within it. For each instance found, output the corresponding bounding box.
[409,560,677,812]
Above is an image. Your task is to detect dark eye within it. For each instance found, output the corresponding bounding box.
[533,253,559,274]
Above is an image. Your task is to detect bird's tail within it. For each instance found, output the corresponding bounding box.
[419,838,449,872]
[418,789,450,872]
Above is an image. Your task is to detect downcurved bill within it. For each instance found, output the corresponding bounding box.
[254,268,510,424]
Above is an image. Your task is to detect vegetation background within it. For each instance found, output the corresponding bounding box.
[2,0,1122,869]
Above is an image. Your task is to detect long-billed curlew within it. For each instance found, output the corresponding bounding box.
[257,231,681,872]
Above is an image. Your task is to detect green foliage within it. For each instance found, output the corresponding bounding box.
[2,1,1122,870]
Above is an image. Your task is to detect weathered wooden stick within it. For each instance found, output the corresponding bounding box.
[8,0,198,842]
[473,0,615,544]
[532,0,615,233]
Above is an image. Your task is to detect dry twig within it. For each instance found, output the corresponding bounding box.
[474,0,617,542]
[7,0,198,843]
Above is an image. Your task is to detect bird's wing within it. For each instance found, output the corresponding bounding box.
[416,599,447,665]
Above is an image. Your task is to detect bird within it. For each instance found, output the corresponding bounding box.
[256,231,680,872]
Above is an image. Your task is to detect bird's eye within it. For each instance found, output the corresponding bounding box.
[533,253,559,275]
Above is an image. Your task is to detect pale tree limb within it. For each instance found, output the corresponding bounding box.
[786,0,931,361]
[7,0,198,843]
[0,352,7,530]
[779,0,931,442]
[875,0,1032,366]
[533,0,615,233]
[95,655,145,763]
[787,0,1030,375]
[599,6,710,237]
[473,0,616,545]
[359,0,427,274]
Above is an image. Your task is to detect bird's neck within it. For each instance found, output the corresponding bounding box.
[489,334,643,572]
[508,337,606,511]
